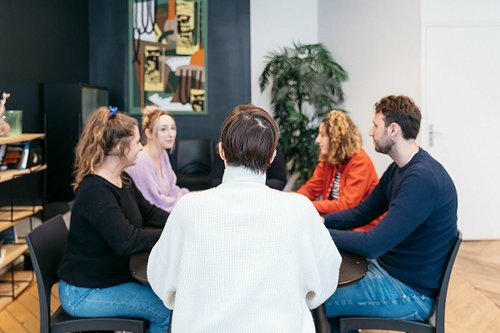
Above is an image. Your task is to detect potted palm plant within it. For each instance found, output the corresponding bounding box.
[259,42,348,187]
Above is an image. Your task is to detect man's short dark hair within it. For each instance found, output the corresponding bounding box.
[220,104,279,173]
[375,95,421,139]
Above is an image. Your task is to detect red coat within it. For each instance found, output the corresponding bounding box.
[297,149,381,231]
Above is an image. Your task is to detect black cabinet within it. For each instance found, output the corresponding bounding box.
[44,83,108,202]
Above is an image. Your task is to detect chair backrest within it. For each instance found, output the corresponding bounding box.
[176,139,213,175]
[25,214,68,333]
[434,230,462,332]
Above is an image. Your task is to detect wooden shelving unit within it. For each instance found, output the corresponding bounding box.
[0,260,32,311]
[0,243,28,271]
[0,205,44,232]
[0,133,45,302]
[0,164,47,183]
[0,133,45,145]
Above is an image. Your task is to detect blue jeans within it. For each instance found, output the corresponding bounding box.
[59,280,171,333]
[324,259,434,333]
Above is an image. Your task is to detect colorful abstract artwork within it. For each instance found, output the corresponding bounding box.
[128,0,207,115]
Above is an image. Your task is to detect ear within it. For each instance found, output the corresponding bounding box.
[269,149,277,164]
[218,143,228,166]
[388,123,400,138]
[111,141,122,157]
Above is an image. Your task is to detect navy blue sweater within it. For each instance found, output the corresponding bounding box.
[324,148,458,297]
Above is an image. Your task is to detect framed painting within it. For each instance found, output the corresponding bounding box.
[128,0,207,115]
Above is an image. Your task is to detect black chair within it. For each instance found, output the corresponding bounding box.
[339,230,462,333]
[174,139,213,191]
[25,214,147,333]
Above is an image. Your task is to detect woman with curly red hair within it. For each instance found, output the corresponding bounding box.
[297,110,380,231]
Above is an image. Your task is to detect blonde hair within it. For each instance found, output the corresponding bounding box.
[141,106,175,145]
[319,110,362,166]
[72,106,138,191]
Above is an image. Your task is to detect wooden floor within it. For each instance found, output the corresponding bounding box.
[1,240,500,333]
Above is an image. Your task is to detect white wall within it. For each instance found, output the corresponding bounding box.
[421,0,500,239]
[422,0,500,23]
[250,0,319,113]
[251,0,420,176]
[250,0,500,239]
[318,0,421,176]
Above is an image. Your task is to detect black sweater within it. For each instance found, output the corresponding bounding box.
[58,174,168,288]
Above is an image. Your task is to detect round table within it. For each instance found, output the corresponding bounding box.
[130,250,367,286]
[313,251,367,333]
[130,250,367,333]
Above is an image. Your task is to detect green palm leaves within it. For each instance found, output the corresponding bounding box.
[259,43,348,185]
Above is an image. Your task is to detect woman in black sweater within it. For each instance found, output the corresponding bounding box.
[57,106,170,333]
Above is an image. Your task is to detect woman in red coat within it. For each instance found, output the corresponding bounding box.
[297,111,380,231]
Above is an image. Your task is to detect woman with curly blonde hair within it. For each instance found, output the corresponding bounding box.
[58,106,171,332]
[297,110,380,231]
[126,106,188,212]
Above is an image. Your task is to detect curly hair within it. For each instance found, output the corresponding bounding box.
[141,105,175,145]
[72,106,138,191]
[375,95,421,139]
[319,110,362,166]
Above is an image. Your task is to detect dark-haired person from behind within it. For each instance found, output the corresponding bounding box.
[323,95,458,332]
[209,143,287,190]
[57,106,171,333]
[147,104,341,332]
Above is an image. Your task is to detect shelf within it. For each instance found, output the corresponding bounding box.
[0,133,45,145]
[0,281,31,310]
[0,205,43,229]
[0,132,44,305]
[0,267,32,310]
[0,164,47,183]
[0,243,28,271]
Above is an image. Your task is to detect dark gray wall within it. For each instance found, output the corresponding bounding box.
[0,0,90,132]
[0,0,251,141]
[0,0,89,84]
[0,0,251,212]
[0,0,90,210]
[88,0,251,142]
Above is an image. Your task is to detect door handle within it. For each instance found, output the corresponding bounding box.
[428,124,443,147]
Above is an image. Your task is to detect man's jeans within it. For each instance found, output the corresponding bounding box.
[324,259,434,333]
[59,280,171,333]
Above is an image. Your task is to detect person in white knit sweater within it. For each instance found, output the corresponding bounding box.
[147,104,342,332]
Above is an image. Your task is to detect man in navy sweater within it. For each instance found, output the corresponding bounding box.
[324,95,458,329]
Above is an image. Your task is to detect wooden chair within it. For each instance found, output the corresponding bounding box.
[339,230,462,333]
[25,214,147,333]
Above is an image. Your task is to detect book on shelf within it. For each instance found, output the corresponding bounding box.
[0,247,5,265]
[0,239,4,264]
[0,142,30,170]
[27,146,43,167]
[0,144,6,164]
[0,227,18,243]
[19,143,30,169]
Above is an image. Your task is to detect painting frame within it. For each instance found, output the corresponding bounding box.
[128,0,208,115]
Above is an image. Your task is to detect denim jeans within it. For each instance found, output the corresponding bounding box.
[324,259,434,333]
[59,280,171,333]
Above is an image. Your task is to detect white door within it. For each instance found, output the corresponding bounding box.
[423,24,500,240]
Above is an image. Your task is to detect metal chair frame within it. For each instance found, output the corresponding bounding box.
[339,230,462,333]
[26,214,146,333]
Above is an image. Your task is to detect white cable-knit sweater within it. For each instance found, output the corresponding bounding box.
[148,166,341,332]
